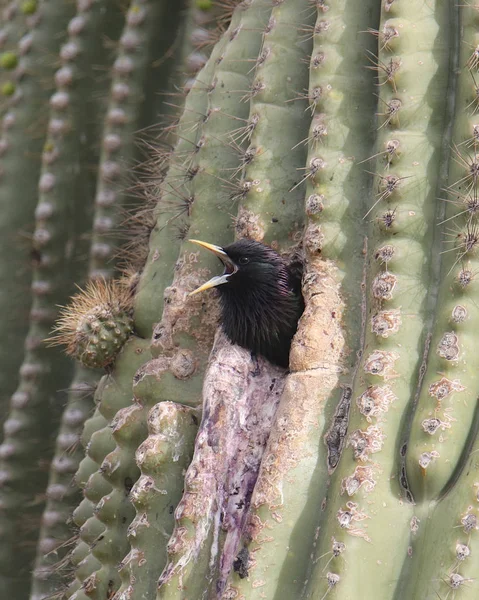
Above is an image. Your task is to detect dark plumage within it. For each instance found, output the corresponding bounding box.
[189,238,304,368]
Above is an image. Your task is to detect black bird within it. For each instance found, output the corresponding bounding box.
[189,238,304,368]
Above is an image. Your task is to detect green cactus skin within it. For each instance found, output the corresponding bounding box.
[66,336,151,598]
[79,411,109,456]
[38,0,126,292]
[195,0,213,11]
[154,0,352,596]
[121,0,234,307]
[26,3,138,595]
[76,312,133,369]
[0,2,27,56]
[89,0,183,280]
[131,63,219,335]
[20,0,37,15]
[141,0,227,157]
[172,0,223,92]
[0,0,52,436]
[70,542,99,584]
[146,0,275,365]
[35,288,129,598]
[0,0,128,586]
[69,553,101,596]
[0,50,17,68]
[155,0,317,594]
[78,403,147,600]
[114,402,199,600]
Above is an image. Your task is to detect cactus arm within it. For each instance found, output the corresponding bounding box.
[29,368,100,600]
[0,0,37,435]
[89,0,183,280]
[0,1,30,439]
[306,1,452,598]
[79,403,147,600]
[156,1,320,596]
[405,0,479,503]
[66,336,151,597]
[25,2,133,595]
[0,2,87,595]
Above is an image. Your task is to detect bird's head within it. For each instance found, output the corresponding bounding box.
[188,238,288,296]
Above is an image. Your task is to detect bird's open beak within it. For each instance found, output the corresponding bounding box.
[188,239,237,296]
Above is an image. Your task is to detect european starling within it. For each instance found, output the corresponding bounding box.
[189,238,304,368]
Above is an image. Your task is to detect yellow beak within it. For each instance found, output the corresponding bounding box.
[188,239,236,296]
[189,239,227,257]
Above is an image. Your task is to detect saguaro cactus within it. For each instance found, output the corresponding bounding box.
[4,0,479,599]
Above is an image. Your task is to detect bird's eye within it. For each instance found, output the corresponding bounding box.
[238,256,249,265]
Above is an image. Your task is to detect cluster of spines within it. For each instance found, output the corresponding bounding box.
[50,279,134,369]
